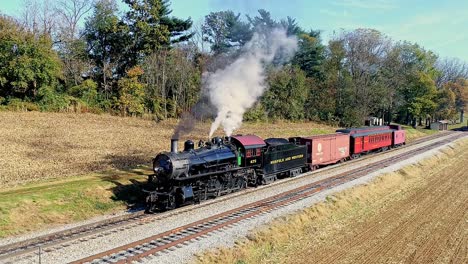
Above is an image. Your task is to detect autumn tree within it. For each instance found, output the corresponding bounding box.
[117,66,146,116]
[445,78,468,122]
[435,57,468,88]
[142,46,201,119]
[394,42,439,126]
[434,87,456,120]
[20,0,58,37]
[328,29,391,125]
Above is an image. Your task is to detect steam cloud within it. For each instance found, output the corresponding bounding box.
[207,28,298,137]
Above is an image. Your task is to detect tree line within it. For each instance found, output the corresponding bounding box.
[0,0,467,126]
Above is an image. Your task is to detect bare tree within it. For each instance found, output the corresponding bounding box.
[189,20,210,54]
[435,57,468,88]
[54,0,94,87]
[20,0,57,37]
[56,0,93,39]
[142,47,201,119]
[20,0,40,34]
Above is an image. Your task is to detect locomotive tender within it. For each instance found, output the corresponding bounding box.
[145,125,406,212]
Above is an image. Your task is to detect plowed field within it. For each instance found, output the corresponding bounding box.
[305,145,467,263]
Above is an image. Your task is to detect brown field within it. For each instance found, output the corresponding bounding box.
[198,138,468,264]
[0,112,336,186]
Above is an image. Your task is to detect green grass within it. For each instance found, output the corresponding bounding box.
[0,168,149,238]
[449,122,467,130]
[400,125,438,142]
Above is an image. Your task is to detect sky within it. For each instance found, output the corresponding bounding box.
[1,0,467,62]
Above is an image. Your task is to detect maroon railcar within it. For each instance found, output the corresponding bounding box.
[389,125,406,147]
[290,133,350,170]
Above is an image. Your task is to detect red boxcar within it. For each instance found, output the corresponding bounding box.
[290,133,350,170]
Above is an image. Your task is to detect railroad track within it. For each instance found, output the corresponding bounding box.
[70,132,466,264]
[0,131,462,263]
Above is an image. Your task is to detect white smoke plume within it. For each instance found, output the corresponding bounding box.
[206,28,298,137]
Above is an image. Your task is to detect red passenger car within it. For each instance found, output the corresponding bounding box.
[290,133,350,170]
[336,127,394,158]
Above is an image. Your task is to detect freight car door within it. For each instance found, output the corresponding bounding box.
[330,138,336,161]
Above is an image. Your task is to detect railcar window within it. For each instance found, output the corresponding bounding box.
[246,149,252,158]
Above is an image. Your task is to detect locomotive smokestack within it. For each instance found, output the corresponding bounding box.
[171,138,178,153]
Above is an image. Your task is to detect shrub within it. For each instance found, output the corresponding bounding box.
[5,98,40,111]
[37,86,70,112]
[68,79,99,107]
[244,103,267,122]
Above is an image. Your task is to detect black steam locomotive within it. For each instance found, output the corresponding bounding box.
[145,135,307,212]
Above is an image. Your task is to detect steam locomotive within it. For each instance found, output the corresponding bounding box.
[145,125,406,212]
[146,135,306,211]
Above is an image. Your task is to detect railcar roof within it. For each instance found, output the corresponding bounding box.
[300,133,349,139]
[351,129,394,137]
[231,135,266,148]
[336,126,389,133]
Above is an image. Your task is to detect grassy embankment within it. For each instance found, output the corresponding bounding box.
[197,138,468,264]
[0,112,335,238]
[0,171,146,238]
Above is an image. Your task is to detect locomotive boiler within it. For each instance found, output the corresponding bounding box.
[146,136,265,212]
[152,138,238,183]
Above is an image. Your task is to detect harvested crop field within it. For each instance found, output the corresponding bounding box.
[0,112,335,186]
[198,138,468,264]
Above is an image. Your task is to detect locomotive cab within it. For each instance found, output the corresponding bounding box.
[230,135,266,167]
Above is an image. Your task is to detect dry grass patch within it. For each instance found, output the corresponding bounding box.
[197,138,468,264]
[0,112,335,186]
